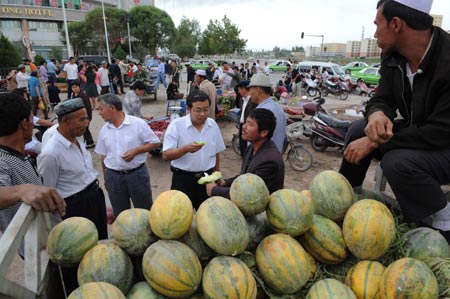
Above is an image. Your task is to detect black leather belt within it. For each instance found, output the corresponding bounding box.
[170,166,214,178]
[65,179,99,200]
[108,163,145,175]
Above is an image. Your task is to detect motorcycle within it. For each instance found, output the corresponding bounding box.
[301,73,320,97]
[347,78,369,97]
[319,76,350,100]
[303,96,352,152]
[368,84,379,98]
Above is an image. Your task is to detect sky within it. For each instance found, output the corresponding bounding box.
[154,0,450,51]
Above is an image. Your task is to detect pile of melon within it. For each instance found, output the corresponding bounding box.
[46,171,450,299]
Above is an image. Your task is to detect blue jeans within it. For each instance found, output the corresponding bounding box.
[156,72,167,89]
[105,164,153,216]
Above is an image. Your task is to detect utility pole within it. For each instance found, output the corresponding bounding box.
[101,0,111,63]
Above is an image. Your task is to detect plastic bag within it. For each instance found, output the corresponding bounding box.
[38,99,45,110]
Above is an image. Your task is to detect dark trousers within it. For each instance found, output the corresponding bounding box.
[112,77,124,94]
[101,86,109,95]
[170,167,214,210]
[83,125,94,146]
[61,180,108,294]
[67,79,75,99]
[339,118,450,222]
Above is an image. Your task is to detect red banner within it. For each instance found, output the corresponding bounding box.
[35,0,42,5]
[51,0,58,7]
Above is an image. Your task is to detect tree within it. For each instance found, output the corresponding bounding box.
[49,46,63,61]
[172,17,201,58]
[129,6,175,55]
[0,33,22,68]
[61,21,91,55]
[198,16,246,56]
[34,54,45,66]
[84,8,128,50]
[113,44,127,60]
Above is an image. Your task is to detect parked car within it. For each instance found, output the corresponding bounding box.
[185,60,216,70]
[350,67,380,86]
[342,61,369,74]
[269,60,292,72]
[297,61,346,78]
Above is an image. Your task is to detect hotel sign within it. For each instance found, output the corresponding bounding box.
[1,7,54,17]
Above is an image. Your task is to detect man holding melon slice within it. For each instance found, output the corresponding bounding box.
[162,90,226,209]
[340,0,450,242]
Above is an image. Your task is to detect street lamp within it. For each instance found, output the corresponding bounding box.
[126,14,132,59]
[301,32,324,57]
[61,0,72,57]
[101,0,111,63]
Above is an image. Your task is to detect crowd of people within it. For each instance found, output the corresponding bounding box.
[0,2,449,294]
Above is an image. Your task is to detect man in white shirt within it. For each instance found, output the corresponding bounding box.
[62,57,78,99]
[98,61,110,94]
[16,64,30,91]
[96,94,160,216]
[162,90,226,209]
[38,97,107,238]
[156,58,167,89]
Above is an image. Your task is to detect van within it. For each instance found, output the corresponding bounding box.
[296,61,345,78]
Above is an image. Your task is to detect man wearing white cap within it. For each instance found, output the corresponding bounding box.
[248,73,286,153]
[195,69,217,119]
[340,0,450,242]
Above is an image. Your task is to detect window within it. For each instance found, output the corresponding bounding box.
[0,20,22,31]
[28,21,59,32]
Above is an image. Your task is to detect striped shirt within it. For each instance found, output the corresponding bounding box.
[0,146,42,232]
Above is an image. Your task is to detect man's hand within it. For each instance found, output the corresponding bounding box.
[122,149,139,162]
[184,143,204,153]
[344,137,378,165]
[205,182,216,197]
[21,184,66,216]
[365,111,393,144]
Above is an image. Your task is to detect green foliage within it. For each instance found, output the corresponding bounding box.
[129,6,175,54]
[49,47,63,61]
[113,44,127,60]
[34,54,45,66]
[0,33,22,68]
[198,16,246,56]
[172,17,201,59]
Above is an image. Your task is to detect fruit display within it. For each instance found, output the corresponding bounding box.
[46,171,449,298]
[230,173,270,216]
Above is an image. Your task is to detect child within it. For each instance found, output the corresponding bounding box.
[46,81,60,110]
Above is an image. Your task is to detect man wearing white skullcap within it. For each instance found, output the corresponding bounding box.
[340,0,450,244]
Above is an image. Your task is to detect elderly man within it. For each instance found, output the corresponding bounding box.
[206,108,284,198]
[96,94,160,216]
[162,90,226,209]
[63,57,78,99]
[195,69,217,119]
[248,73,286,153]
[340,0,450,242]
[37,98,108,239]
[0,93,65,234]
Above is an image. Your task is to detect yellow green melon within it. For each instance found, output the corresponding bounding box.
[46,217,98,267]
[343,199,396,260]
[149,190,193,240]
[307,278,356,299]
[112,208,157,256]
[230,173,270,216]
[67,282,125,299]
[345,260,386,299]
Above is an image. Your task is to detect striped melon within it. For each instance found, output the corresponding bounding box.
[77,243,133,294]
[237,251,256,270]
[112,208,157,256]
[307,278,356,299]
[310,170,354,221]
[127,281,165,299]
[149,190,193,240]
[67,282,125,299]
[143,240,202,298]
[345,261,386,299]
[304,250,318,280]
[403,227,450,260]
[196,196,249,256]
[47,217,98,267]
[299,214,348,264]
[378,257,439,299]
[343,199,395,260]
[246,212,270,251]
[180,214,214,262]
[230,173,270,216]
[266,189,313,237]
[256,233,310,294]
[202,256,257,299]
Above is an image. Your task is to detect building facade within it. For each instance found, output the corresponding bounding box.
[0,0,146,59]
[360,38,380,58]
[431,14,443,28]
[321,42,346,57]
[345,40,361,58]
